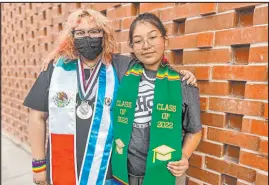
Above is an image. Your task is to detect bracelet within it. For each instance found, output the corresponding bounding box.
[32,158,46,163]
[32,158,46,173]
[33,164,46,173]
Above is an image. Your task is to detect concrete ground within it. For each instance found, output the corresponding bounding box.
[2,133,35,185]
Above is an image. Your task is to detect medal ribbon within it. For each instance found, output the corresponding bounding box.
[77,58,102,101]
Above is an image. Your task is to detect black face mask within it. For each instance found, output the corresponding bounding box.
[74,36,103,60]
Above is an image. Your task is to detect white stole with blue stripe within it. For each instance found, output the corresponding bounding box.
[49,57,118,185]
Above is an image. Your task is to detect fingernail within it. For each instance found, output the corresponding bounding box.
[167,167,172,170]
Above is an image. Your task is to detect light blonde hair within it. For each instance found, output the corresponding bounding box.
[49,9,116,64]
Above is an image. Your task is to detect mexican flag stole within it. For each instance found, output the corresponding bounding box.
[48,57,118,185]
[112,62,183,185]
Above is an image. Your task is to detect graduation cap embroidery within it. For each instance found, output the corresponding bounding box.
[115,139,125,155]
[153,145,176,163]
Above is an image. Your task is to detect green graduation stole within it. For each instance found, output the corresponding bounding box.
[112,61,182,185]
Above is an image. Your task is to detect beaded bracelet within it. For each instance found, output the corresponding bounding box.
[32,158,46,173]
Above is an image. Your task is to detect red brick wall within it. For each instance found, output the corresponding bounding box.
[1,3,268,185]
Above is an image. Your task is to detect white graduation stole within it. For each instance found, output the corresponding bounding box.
[48,57,118,185]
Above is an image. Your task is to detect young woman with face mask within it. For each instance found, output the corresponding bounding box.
[25,9,197,185]
[24,9,124,185]
[111,13,202,185]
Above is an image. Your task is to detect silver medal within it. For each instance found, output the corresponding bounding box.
[77,101,92,119]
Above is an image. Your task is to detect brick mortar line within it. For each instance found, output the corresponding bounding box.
[255,3,269,8]
[205,125,268,139]
[1,105,25,111]
[2,119,28,129]
[172,24,269,36]
[0,76,36,81]
[200,138,225,146]
[253,23,269,27]
[240,148,267,155]
[255,169,269,175]
[250,42,268,46]
[2,111,28,120]
[243,115,269,120]
[187,176,205,184]
[238,162,268,173]
[200,166,222,175]
[199,94,268,103]
[142,5,175,13]
[1,105,29,116]
[184,46,231,51]
[2,82,35,86]
[186,10,235,21]
[201,110,226,115]
[259,136,268,140]
[236,179,253,185]
[168,45,266,51]
[213,30,216,49]
[247,63,269,66]
[200,80,268,84]
[205,152,263,169]
[179,63,268,66]
[192,151,206,157]
[2,94,24,101]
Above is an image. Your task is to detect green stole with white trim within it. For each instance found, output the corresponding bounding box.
[112,61,182,185]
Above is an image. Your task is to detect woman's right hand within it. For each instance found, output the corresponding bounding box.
[33,170,47,184]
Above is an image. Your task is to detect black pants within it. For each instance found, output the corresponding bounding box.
[129,174,144,185]
[128,173,186,185]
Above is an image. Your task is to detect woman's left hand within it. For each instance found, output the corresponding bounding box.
[167,156,189,177]
[179,70,197,87]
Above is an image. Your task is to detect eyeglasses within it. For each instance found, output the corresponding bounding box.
[72,29,103,38]
[131,35,163,49]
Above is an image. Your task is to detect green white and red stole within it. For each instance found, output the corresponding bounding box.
[48,57,118,185]
[112,61,183,185]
